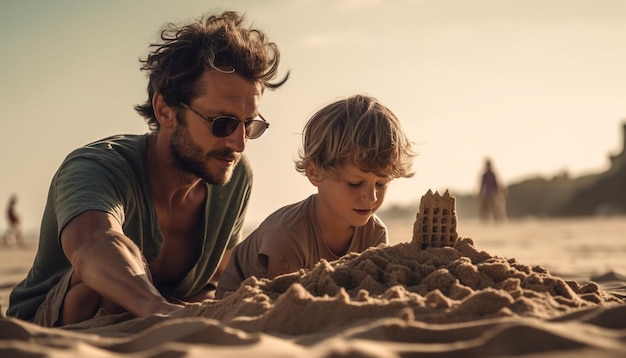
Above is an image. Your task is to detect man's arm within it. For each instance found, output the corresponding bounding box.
[60,210,183,318]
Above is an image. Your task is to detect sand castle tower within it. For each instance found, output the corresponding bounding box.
[412,189,459,249]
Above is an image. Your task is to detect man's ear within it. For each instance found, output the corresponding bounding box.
[153,94,177,130]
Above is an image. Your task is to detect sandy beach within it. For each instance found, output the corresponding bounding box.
[1,215,626,357]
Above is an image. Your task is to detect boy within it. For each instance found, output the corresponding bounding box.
[216,94,415,298]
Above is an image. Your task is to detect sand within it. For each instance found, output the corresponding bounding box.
[1,216,626,357]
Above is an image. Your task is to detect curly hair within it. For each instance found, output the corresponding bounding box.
[295,94,416,180]
[135,11,288,130]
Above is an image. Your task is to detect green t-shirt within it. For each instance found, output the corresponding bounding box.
[7,134,251,321]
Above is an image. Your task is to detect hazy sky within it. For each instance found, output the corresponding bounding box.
[1,0,625,231]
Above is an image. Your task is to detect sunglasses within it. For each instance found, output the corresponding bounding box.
[181,103,270,139]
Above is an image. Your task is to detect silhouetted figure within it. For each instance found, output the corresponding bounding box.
[2,194,25,246]
[479,158,507,223]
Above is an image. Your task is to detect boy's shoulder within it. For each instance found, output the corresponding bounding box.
[257,195,316,233]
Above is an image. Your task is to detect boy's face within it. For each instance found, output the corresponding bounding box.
[311,163,390,228]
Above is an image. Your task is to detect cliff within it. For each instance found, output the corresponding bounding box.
[381,122,626,220]
[461,121,626,218]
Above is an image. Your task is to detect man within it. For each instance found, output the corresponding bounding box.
[7,11,288,326]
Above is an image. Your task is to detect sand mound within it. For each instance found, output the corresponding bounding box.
[62,237,623,338]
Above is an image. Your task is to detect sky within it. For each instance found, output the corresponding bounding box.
[1,0,625,232]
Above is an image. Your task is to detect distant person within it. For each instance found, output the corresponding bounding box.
[2,194,25,247]
[478,158,507,223]
[8,11,288,327]
[216,94,416,298]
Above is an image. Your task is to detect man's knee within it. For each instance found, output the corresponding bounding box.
[61,281,102,325]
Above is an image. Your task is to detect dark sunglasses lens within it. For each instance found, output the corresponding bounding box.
[246,120,268,139]
[212,117,240,137]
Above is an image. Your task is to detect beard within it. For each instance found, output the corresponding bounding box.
[169,118,240,185]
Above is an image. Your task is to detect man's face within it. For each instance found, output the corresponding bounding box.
[169,70,263,185]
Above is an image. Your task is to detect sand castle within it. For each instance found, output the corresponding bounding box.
[412,189,459,249]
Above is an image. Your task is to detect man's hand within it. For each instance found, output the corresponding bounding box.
[146,300,186,317]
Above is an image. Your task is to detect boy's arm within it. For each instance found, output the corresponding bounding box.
[266,255,297,279]
[60,210,183,317]
[213,247,233,282]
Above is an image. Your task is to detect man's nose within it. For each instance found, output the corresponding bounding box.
[224,122,246,152]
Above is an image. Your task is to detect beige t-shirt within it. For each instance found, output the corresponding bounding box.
[216,194,388,298]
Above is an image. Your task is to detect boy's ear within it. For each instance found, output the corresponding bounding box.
[153,94,177,130]
[306,164,323,187]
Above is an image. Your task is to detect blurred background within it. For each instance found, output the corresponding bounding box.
[1,0,625,236]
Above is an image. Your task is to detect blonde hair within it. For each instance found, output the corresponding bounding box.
[295,94,416,179]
